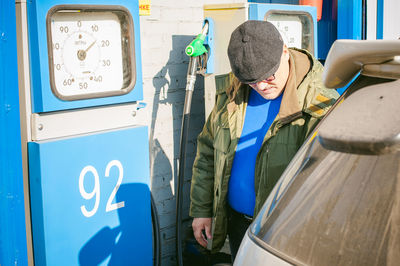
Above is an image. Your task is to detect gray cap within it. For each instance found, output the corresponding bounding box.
[228,20,283,84]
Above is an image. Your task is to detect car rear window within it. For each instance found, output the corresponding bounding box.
[251,138,400,265]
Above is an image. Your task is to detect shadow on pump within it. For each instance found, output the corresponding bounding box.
[78,183,152,265]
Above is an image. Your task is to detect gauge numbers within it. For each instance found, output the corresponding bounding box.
[268,14,303,49]
[48,9,133,100]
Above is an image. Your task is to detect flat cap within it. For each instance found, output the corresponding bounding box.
[228,20,283,84]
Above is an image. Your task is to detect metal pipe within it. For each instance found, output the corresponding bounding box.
[201,21,209,37]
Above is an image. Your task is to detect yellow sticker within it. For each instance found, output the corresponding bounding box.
[139,0,151,16]
[308,130,318,143]
[316,94,330,103]
[307,104,324,115]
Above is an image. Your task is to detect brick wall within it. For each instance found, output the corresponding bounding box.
[139,1,244,265]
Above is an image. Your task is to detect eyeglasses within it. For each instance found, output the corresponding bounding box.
[249,74,275,87]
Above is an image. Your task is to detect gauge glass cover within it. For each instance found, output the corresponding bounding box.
[47,7,135,100]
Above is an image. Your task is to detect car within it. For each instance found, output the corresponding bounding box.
[234,39,400,266]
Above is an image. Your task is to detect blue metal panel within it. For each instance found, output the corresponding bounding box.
[376,0,383,39]
[204,17,215,74]
[248,3,318,58]
[27,0,143,113]
[248,4,259,20]
[337,0,362,39]
[249,4,317,22]
[0,1,29,265]
[248,0,299,4]
[28,126,152,266]
[317,0,337,60]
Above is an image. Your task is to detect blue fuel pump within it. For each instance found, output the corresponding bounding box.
[12,0,155,265]
[0,1,28,264]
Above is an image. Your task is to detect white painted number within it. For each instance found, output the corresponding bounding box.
[79,166,100,218]
[79,160,125,217]
[105,160,125,212]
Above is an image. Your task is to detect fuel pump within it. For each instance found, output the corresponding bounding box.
[14,1,154,265]
[176,21,209,266]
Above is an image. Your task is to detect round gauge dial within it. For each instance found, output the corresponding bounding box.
[47,7,135,100]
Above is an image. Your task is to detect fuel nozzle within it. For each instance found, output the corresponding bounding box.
[185,21,209,57]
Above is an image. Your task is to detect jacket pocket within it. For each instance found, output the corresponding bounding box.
[213,127,230,154]
[212,126,230,216]
[212,108,231,153]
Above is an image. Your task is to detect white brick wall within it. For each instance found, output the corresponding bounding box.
[139,1,245,265]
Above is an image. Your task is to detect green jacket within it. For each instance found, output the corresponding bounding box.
[189,49,339,252]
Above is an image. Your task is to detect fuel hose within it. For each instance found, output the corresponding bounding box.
[151,192,161,266]
[176,21,209,266]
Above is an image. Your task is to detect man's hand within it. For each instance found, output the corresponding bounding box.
[192,217,212,248]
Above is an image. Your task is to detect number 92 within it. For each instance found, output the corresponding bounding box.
[78,160,125,218]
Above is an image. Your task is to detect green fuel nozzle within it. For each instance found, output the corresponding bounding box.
[185,21,209,57]
[185,34,207,56]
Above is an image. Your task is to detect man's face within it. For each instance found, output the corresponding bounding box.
[249,47,290,100]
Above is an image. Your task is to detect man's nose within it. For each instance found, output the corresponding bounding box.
[256,82,268,90]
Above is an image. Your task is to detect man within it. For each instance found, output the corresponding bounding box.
[189,20,338,260]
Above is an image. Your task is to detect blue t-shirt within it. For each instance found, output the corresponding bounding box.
[228,89,283,216]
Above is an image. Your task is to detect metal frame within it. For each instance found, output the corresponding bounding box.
[31,102,141,140]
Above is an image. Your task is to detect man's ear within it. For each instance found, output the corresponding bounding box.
[282,45,290,60]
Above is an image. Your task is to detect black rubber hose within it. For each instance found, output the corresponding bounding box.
[176,56,198,266]
[151,192,161,266]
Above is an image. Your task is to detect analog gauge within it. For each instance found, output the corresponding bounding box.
[265,12,314,54]
[268,15,302,48]
[47,6,135,100]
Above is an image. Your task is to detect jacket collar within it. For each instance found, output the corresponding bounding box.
[277,48,311,124]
